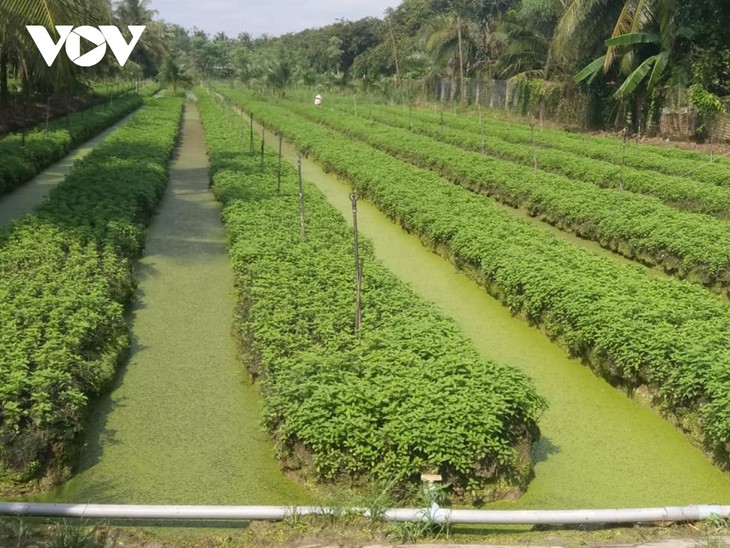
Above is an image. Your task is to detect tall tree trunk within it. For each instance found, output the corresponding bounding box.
[388,16,401,91]
[457,15,465,104]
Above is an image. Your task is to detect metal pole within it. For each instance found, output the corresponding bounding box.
[249,112,254,154]
[298,153,306,241]
[479,105,484,154]
[350,192,362,335]
[277,133,283,195]
[530,122,537,170]
[260,124,265,171]
[1,503,729,526]
[621,127,627,192]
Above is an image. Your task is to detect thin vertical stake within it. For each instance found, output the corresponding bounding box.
[530,122,537,169]
[350,192,362,335]
[249,112,254,154]
[260,124,265,171]
[621,127,627,192]
[479,105,484,154]
[298,154,306,241]
[277,133,283,195]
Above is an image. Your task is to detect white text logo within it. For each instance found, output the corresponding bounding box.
[26,25,146,67]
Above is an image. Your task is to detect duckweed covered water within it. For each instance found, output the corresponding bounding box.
[39,103,730,509]
[272,124,730,509]
[46,103,312,505]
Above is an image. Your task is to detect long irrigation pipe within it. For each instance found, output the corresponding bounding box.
[0,503,728,525]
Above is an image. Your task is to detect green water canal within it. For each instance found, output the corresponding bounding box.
[31,100,730,509]
[42,102,311,505]
[266,117,730,509]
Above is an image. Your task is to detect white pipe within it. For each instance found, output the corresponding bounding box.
[0,503,728,525]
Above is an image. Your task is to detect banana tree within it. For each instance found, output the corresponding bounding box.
[572,0,692,130]
[574,0,687,99]
[0,0,110,103]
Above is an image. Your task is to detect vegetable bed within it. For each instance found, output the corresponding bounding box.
[0,96,183,486]
[198,90,545,501]
[358,102,730,219]
[0,90,157,198]
[216,87,730,464]
[278,98,730,296]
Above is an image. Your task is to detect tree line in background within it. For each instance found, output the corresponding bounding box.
[2,0,729,133]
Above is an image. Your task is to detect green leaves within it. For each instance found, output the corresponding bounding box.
[221,87,730,460]
[605,32,660,47]
[574,54,606,84]
[198,90,545,500]
[614,53,660,99]
[0,96,183,480]
[0,93,145,196]
[284,93,730,293]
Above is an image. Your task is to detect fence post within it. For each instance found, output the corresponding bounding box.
[260,124,265,171]
[298,153,306,241]
[621,127,628,192]
[250,112,254,154]
[277,133,283,195]
[350,192,362,335]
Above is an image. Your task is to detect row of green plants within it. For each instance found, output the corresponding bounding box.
[352,103,730,219]
[198,90,545,501]
[0,96,183,486]
[216,87,730,464]
[369,103,730,188]
[274,96,730,296]
[0,84,161,198]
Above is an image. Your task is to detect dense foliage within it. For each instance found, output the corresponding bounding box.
[0,92,147,197]
[198,89,545,499]
[0,96,183,484]
[356,102,730,218]
[274,95,730,296]
[160,1,730,131]
[217,86,730,463]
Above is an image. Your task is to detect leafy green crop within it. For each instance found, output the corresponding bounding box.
[0,90,161,198]
[275,98,730,296]
[0,96,182,484]
[380,103,730,187]
[349,102,730,219]
[215,86,730,463]
[198,90,545,501]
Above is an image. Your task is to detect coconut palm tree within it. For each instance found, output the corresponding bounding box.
[422,10,482,103]
[0,0,111,103]
[159,54,191,95]
[113,0,163,76]
[558,0,684,99]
